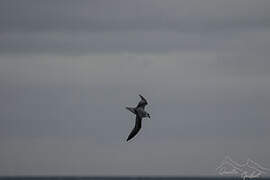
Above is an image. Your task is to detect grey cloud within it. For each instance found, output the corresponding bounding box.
[1,28,270,54]
[0,31,216,54]
[1,0,270,32]
[1,0,270,54]
[1,53,269,139]
[1,0,270,176]
[0,136,269,175]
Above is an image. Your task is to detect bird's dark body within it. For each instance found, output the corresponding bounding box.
[126,95,150,141]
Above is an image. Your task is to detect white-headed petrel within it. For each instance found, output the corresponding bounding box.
[126,95,150,141]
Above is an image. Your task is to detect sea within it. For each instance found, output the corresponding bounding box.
[0,177,268,180]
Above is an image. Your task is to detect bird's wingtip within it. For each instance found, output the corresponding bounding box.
[126,135,133,141]
[139,94,146,100]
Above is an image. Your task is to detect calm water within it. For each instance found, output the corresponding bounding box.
[0,177,268,180]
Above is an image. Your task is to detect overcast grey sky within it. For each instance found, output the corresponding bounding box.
[0,0,270,176]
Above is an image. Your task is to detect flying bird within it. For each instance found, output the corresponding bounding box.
[126,94,150,141]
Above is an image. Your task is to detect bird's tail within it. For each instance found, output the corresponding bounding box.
[126,107,136,114]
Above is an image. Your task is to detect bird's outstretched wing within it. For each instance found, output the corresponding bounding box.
[136,94,148,109]
[126,115,142,141]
